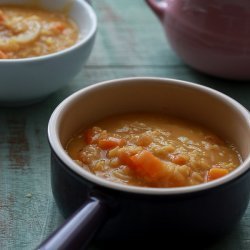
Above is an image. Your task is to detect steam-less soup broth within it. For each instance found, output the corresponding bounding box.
[66,113,241,188]
[0,5,78,59]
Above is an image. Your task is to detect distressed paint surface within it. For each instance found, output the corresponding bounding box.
[0,0,250,249]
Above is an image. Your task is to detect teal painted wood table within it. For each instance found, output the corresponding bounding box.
[1,1,250,249]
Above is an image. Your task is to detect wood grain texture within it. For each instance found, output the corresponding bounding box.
[0,0,249,249]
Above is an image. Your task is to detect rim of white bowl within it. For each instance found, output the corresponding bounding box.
[0,0,97,63]
[48,77,250,195]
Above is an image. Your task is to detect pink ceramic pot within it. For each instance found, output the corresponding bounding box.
[146,0,250,80]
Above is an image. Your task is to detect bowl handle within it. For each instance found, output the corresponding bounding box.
[145,0,167,21]
[37,196,109,250]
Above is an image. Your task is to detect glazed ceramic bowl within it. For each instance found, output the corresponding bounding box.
[146,0,250,80]
[43,77,250,249]
[0,0,97,106]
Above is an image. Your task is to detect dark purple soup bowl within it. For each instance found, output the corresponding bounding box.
[39,78,250,249]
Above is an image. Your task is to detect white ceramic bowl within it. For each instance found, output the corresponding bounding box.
[0,0,97,106]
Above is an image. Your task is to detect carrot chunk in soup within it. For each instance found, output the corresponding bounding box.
[0,10,5,22]
[207,168,229,181]
[129,150,167,181]
[84,128,95,144]
[98,137,126,150]
[0,50,7,59]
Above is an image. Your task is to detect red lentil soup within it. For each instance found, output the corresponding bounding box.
[66,113,241,188]
[0,5,78,59]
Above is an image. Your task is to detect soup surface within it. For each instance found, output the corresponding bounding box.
[0,5,78,59]
[66,113,241,188]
